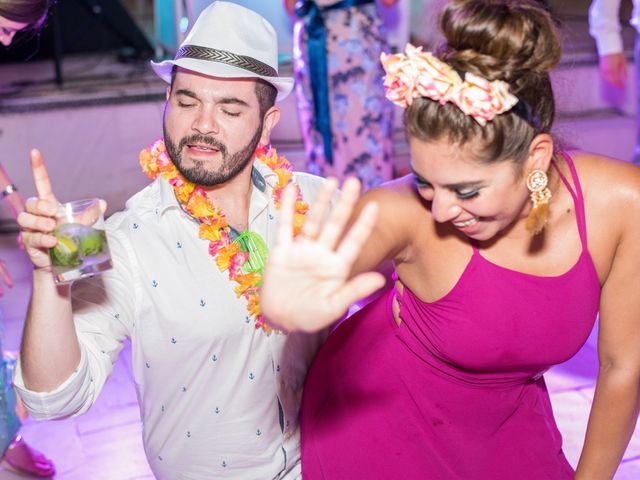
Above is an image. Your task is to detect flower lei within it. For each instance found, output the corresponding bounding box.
[139,139,308,334]
[380,44,519,126]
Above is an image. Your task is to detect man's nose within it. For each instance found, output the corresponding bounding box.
[192,107,220,136]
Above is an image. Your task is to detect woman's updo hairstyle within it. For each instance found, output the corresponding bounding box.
[405,0,561,167]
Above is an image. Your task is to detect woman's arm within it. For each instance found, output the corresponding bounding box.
[348,178,417,275]
[574,164,640,479]
[0,161,25,220]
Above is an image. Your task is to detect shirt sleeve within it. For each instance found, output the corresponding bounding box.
[589,0,625,55]
[13,219,137,419]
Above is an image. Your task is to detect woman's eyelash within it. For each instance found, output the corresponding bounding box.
[413,173,479,199]
[456,190,479,200]
[413,175,431,188]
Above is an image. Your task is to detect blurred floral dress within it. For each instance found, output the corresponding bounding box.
[293,1,394,189]
[0,314,20,453]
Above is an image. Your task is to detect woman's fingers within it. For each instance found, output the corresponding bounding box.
[334,272,386,312]
[276,184,297,247]
[336,201,378,265]
[317,176,361,250]
[301,177,338,240]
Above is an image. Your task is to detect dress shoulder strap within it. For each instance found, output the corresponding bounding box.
[551,151,588,249]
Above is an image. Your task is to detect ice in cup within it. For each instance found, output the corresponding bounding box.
[49,198,112,284]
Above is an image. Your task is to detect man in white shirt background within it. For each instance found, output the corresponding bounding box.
[13,2,331,478]
[589,0,640,164]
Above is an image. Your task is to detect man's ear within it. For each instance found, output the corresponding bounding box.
[260,106,281,145]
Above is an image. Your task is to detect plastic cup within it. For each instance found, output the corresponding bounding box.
[49,198,112,284]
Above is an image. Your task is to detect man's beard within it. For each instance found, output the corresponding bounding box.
[163,123,263,186]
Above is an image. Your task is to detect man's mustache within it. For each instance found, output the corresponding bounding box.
[179,135,227,157]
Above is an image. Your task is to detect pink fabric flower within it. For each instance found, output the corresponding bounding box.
[451,73,518,126]
[380,44,519,125]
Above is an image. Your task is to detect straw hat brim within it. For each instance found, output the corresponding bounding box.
[151,57,294,102]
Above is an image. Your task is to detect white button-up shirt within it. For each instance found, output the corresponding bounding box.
[589,0,640,55]
[14,159,329,479]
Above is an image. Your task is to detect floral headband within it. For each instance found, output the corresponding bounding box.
[380,44,520,126]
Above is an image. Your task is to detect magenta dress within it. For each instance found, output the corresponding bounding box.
[300,155,600,479]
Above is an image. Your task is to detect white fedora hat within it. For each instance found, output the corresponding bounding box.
[151,1,293,101]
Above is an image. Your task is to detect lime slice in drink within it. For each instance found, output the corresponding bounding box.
[50,234,81,267]
[80,229,104,256]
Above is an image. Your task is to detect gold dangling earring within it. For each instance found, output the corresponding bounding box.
[525,169,552,235]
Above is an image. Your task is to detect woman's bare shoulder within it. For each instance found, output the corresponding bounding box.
[353,175,432,265]
[361,175,425,205]
[358,175,429,225]
[569,150,640,206]
[569,151,640,268]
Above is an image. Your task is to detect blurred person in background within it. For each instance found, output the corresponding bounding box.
[589,0,640,164]
[285,0,399,190]
[0,0,56,477]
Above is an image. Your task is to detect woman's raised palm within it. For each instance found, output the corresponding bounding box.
[261,178,385,332]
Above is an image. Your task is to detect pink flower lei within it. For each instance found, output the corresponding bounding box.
[139,139,309,334]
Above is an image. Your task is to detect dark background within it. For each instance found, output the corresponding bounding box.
[0,0,153,63]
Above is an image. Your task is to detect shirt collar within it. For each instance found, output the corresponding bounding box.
[154,156,280,217]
